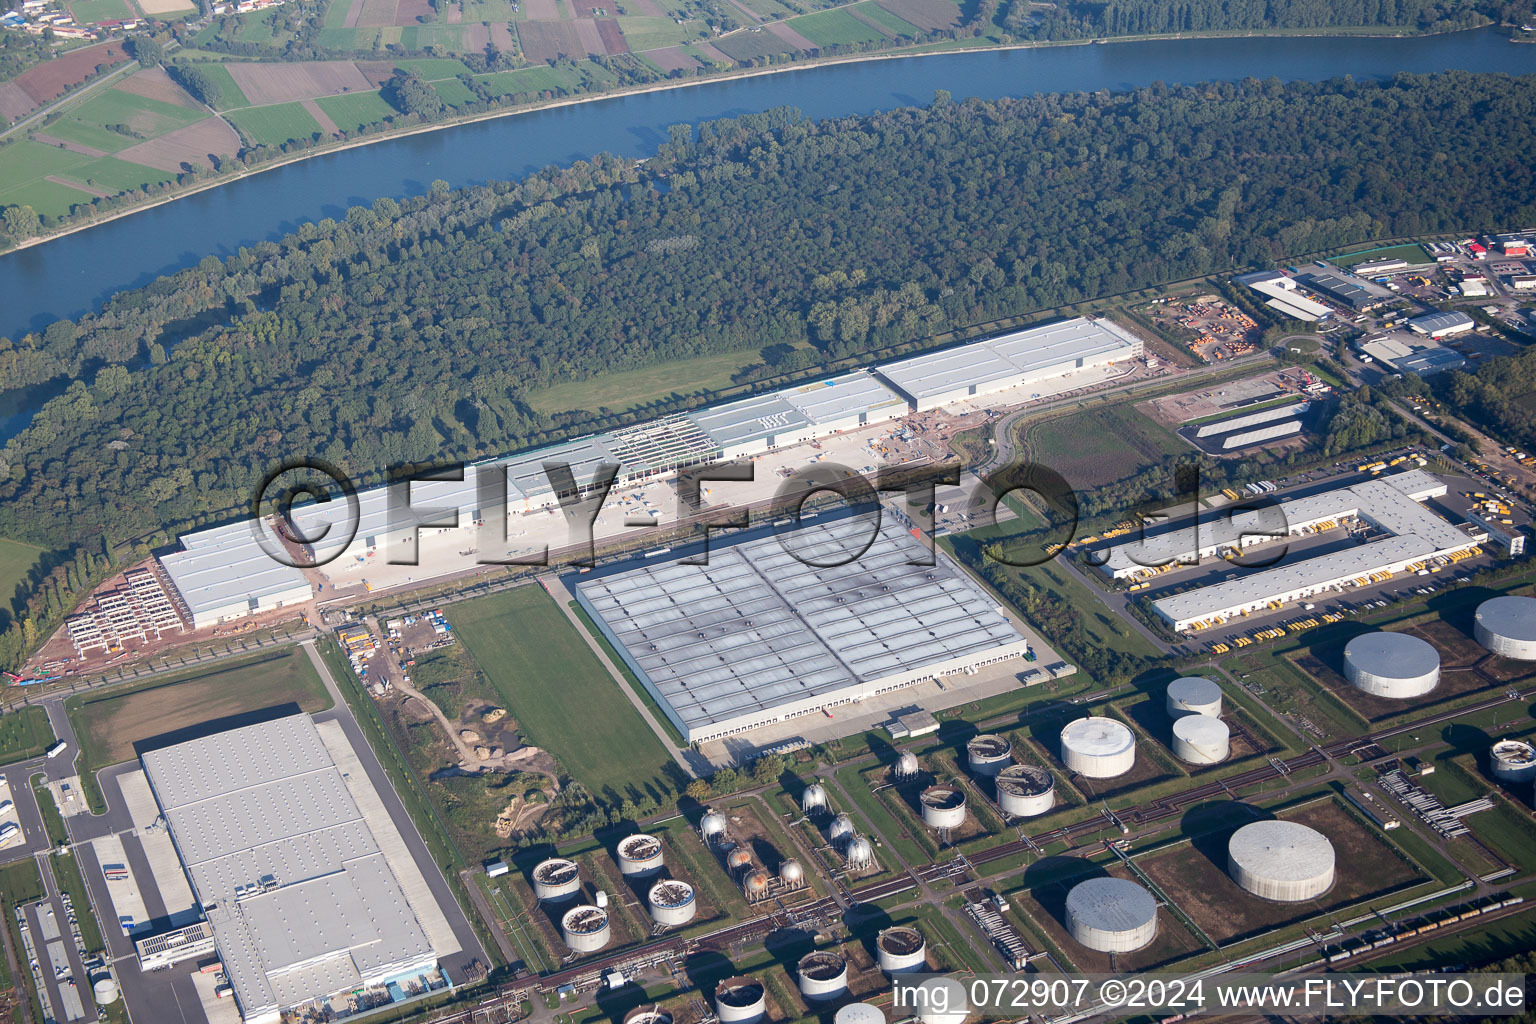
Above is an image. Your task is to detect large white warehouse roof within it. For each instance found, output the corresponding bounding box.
[140,715,440,1022]
[159,520,313,630]
[875,317,1142,407]
[575,517,1032,742]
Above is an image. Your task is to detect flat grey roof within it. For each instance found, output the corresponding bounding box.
[576,518,1025,732]
[685,391,812,449]
[159,520,311,619]
[876,317,1140,401]
[141,716,435,1017]
[777,369,906,424]
[1408,310,1475,333]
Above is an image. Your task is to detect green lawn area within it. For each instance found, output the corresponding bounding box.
[0,537,45,619]
[850,0,919,35]
[191,63,250,109]
[614,15,693,50]
[787,7,888,46]
[66,154,178,191]
[413,24,471,51]
[1025,401,1185,490]
[447,585,682,804]
[50,851,104,955]
[431,78,479,107]
[523,347,764,415]
[68,0,131,23]
[62,89,206,140]
[314,89,397,132]
[0,708,54,763]
[65,649,331,773]
[226,101,323,146]
[480,64,582,96]
[393,57,476,80]
[1331,243,1431,268]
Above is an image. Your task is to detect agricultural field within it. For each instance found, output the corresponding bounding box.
[314,88,397,131]
[64,649,331,770]
[447,585,683,804]
[0,41,129,122]
[226,100,324,146]
[786,6,888,46]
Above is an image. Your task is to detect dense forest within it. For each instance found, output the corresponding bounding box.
[1015,0,1505,39]
[4,72,1535,564]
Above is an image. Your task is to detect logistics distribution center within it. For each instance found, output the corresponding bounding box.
[154,317,1143,629]
[1099,470,1487,632]
[573,517,1036,742]
[139,716,453,1023]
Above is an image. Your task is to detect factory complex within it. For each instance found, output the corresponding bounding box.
[1095,470,1487,632]
[153,317,1144,631]
[573,517,1039,742]
[139,716,455,1024]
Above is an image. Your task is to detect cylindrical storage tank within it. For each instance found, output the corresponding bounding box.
[700,808,727,841]
[92,977,119,1005]
[726,848,754,875]
[876,925,927,974]
[995,764,1056,817]
[779,859,805,888]
[531,858,582,902]
[846,835,874,870]
[966,734,1013,777]
[616,834,665,878]
[828,812,855,843]
[647,880,697,927]
[1172,715,1230,765]
[624,1010,673,1024]
[911,977,968,1024]
[1060,717,1136,778]
[715,977,766,1024]
[560,905,611,953]
[1490,740,1536,783]
[1475,595,1536,660]
[834,1004,886,1024]
[1065,877,1158,953]
[796,951,848,1002]
[1227,820,1335,902]
[919,785,967,829]
[1166,677,1223,717]
[1343,632,1440,698]
[743,869,771,899]
[895,751,921,778]
[801,783,829,814]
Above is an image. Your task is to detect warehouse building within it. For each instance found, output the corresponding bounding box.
[1294,268,1395,311]
[1359,333,1466,377]
[1407,311,1475,339]
[1145,471,1484,632]
[1353,257,1409,276]
[140,716,448,1024]
[1234,271,1334,321]
[874,317,1143,411]
[158,521,313,630]
[574,517,1035,742]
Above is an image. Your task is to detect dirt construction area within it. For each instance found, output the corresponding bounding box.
[1139,368,1319,427]
[224,61,374,105]
[1137,797,1425,947]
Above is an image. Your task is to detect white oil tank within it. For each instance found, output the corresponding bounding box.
[1065,877,1158,952]
[743,869,771,899]
[647,880,697,927]
[700,808,727,841]
[1060,716,1136,778]
[1171,715,1230,765]
[834,1004,886,1024]
[796,951,848,1002]
[1490,740,1536,783]
[1227,819,1335,902]
[1475,594,1536,660]
[714,977,767,1024]
[531,858,582,902]
[1343,632,1440,699]
[966,734,1013,777]
[995,764,1055,817]
[846,835,874,870]
[92,977,119,1005]
[910,976,969,1024]
[617,834,666,878]
[1166,676,1222,717]
[876,925,927,973]
[623,1009,673,1024]
[560,904,611,953]
[779,859,806,888]
[919,784,967,829]
[895,751,921,779]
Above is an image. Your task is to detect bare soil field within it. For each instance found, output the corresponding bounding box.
[1139,797,1425,946]
[629,0,662,12]
[112,66,200,108]
[396,0,436,20]
[489,22,516,49]
[571,17,607,55]
[15,42,128,106]
[32,132,109,157]
[356,0,399,27]
[341,0,367,27]
[523,0,558,16]
[691,40,733,64]
[872,0,956,30]
[595,18,628,53]
[0,81,34,121]
[300,97,340,134]
[464,22,491,49]
[356,60,397,86]
[764,21,817,50]
[518,19,591,61]
[115,116,240,172]
[644,45,698,71]
[44,174,109,198]
[224,61,373,105]
[136,0,199,14]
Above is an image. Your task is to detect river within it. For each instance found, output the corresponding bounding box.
[0,26,1533,435]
